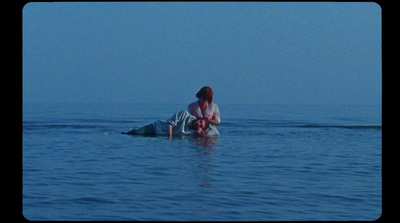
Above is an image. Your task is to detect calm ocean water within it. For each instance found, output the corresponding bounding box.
[22,103,381,221]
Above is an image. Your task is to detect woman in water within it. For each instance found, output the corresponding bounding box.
[187,86,221,136]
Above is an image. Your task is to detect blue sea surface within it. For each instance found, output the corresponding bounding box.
[22,103,381,221]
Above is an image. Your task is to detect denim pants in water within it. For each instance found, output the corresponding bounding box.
[126,123,156,135]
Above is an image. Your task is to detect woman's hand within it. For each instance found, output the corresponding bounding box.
[204,115,220,126]
[209,119,220,126]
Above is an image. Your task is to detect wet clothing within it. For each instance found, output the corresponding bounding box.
[187,101,220,136]
[126,110,196,136]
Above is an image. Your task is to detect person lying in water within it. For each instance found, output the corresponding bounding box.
[122,110,209,138]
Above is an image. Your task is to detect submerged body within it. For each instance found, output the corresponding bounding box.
[123,110,207,137]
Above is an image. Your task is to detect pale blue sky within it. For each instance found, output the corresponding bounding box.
[23,2,381,105]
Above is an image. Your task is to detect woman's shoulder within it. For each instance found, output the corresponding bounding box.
[210,102,219,108]
[188,101,199,108]
[209,103,220,115]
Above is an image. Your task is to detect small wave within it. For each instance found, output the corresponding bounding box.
[22,124,118,134]
[295,124,382,130]
[49,197,116,206]
[223,120,381,130]
[69,197,116,204]
[23,124,102,130]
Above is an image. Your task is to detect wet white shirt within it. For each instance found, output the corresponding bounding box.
[153,110,196,136]
[187,101,220,136]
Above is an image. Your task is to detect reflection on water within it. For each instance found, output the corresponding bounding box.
[191,136,219,149]
[190,136,219,190]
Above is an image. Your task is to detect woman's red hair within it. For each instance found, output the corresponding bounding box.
[196,86,213,104]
